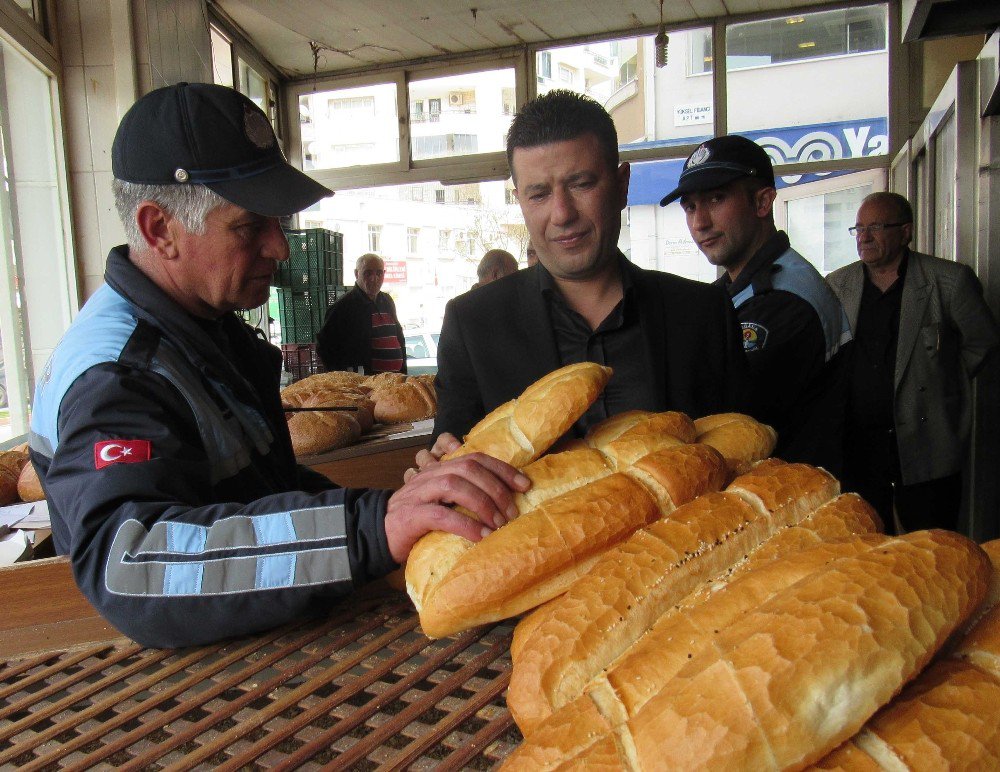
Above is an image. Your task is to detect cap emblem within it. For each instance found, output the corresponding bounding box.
[244,106,276,149]
[174,168,190,182]
[687,145,711,168]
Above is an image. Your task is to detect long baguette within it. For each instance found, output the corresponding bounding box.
[505,530,991,770]
[812,539,1000,771]
[444,362,612,467]
[507,461,856,734]
[409,443,728,638]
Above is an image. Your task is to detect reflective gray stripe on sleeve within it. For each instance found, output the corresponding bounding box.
[105,504,351,597]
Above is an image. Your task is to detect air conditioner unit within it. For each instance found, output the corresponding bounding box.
[448,92,464,106]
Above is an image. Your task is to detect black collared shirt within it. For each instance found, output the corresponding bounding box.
[848,254,908,431]
[538,255,657,435]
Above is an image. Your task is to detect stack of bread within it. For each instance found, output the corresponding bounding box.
[401,362,1000,769]
[280,370,437,456]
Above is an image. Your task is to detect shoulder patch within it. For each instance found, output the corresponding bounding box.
[741,321,769,352]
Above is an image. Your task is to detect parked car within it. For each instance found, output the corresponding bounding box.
[404,329,440,375]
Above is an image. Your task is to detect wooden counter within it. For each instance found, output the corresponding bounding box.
[300,423,431,490]
[0,556,520,769]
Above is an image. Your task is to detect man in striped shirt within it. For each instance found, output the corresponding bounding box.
[317,253,407,374]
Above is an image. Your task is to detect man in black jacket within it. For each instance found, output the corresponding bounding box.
[29,83,526,649]
[316,253,406,374]
[418,90,747,467]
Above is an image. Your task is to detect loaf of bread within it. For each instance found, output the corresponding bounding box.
[444,362,612,468]
[694,412,780,474]
[407,441,729,638]
[504,529,991,770]
[286,409,362,457]
[371,377,437,423]
[0,448,28,505]
[812,539,1000,771]
[507,461,878,734]
[16,460,44,502]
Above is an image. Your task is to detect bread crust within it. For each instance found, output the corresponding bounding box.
[507,462,852,734]
[16,460,44,502]
[506,531,991,771]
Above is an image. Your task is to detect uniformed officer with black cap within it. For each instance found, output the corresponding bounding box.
[28,83,527,648]
[661,135,852,474]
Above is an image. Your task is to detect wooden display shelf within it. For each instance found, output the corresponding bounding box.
[300,422,432,490]
[0,556,520,769]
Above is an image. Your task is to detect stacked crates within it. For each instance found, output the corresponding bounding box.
[275,228,346,379]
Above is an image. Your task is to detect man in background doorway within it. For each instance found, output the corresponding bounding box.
[473,248,518,288]
[525,242,539,267]
[827,192,999,533]
[661,134,852,475]
[316,253,406,374]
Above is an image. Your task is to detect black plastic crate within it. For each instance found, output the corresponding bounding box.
[280,343,323,382]
[276,285,349,344]
[275,228,344,289]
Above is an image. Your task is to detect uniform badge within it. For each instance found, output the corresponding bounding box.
[741,322,768,352]
[687,145,711,168]
[244,106,276,149]
[95,440,152,470]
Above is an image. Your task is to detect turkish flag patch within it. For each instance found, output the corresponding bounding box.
[94,440,152,470]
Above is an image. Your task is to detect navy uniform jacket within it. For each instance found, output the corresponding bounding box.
[433,255,749,443]
[29,247,397,649]
[717,232,852,474]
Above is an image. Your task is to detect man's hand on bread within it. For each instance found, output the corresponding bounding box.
[385,452,530,563]
[404,432,461,483]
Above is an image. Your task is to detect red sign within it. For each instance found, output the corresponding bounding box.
[383,260,408,283]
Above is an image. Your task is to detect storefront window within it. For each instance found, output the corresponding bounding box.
[537,29,715,152]
[408,68,515,160]
[303,181,527,334]
[726,4,889,161]
[299,82,400,170]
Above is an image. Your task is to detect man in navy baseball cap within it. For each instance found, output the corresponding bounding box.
[28,82,530,649]
[659,134,775,206]
[661,134,851,477]
[112,81,331,217]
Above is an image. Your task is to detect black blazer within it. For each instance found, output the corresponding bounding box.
[433,260,749,442]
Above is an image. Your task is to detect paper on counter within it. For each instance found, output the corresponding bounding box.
[0,529,32,565]
[0,500,50,530]
[386,418,434,439]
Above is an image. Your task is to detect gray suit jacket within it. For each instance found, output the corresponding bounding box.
[827,251,999,485]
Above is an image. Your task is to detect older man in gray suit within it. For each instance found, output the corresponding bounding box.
[827,192,999,533]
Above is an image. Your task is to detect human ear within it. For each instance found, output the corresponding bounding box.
[135,201,180,259]
[755,186,778,218]
[616,162,631,209]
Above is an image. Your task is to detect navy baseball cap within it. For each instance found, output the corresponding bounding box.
[112,82,332,217]
[659,135,775,206]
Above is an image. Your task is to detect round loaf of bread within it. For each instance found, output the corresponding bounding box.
[0,450,27,505]
[373,379,437,424]
[287,410,362,456]
[17,460,44,502]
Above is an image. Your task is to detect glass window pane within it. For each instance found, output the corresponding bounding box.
[301,181,528,333]
[238,59,266,109]
[408,69,515,160]
[210,27,234,88]
[625,162,875,280]
[726,5,889,165]
[783,177,875,274]
[299,83,400,170]
[537,30,715,151]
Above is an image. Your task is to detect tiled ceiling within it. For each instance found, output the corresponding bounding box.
[212,0,844,79]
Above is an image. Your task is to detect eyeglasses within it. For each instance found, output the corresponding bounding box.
[848,222,909,236]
